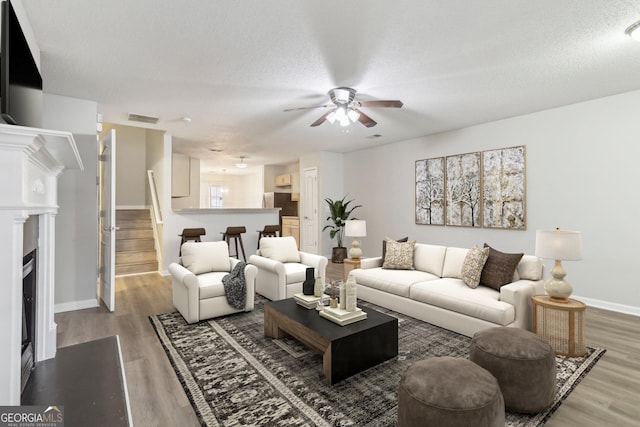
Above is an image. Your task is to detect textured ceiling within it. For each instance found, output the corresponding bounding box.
[21,0,640,173]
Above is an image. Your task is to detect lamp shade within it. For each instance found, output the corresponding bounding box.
[345,220,366,237]
[535,229,583,261]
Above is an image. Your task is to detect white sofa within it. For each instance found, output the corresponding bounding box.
[169,241,258,324]
[349,243,545,337]
[249,236,328,301]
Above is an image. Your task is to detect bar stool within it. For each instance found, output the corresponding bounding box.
[221,226,247,261]
[257,224,280,249]
[179,228,206,256]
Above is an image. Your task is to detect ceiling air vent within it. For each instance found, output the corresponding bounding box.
[128,113,159,124]
[367,134,383,139]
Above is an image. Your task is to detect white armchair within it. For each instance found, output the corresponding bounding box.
[169,241,257,324]
[249,236,328,301]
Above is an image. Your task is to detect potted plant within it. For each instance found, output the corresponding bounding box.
[323,196,361,263]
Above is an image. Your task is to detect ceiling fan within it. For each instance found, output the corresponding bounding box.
[284,87,403,128]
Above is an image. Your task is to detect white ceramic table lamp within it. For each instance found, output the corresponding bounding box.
[345,220,366,259]
[535,228,583,303]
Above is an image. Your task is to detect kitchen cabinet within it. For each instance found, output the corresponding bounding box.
[291,172,300,201]
[275,173,292,187]
[282,216,300,249]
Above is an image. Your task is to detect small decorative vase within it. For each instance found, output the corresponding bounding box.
[314,277,324,297]
[345,275,357,312]
[330,297,338,308]
[302,267,315,295]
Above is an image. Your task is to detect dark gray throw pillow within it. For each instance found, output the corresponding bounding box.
[480,244,523,291]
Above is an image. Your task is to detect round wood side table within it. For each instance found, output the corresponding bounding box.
[531,295,586,357]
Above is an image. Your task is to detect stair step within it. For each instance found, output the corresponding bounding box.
[116,261,158,276]
[117,229,154,240]
[116,250,157,265]
[116,219,152,229]
[116,239,155,252]
[116,209,150,220]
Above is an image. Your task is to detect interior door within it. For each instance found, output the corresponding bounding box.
[301,167,319,254]
[98,129,116,311]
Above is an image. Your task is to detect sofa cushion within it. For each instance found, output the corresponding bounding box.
[283,262,310,284]
[516,255,544,281]
[351,267,439,298]
[442,247,469,279]
[196,271,228,299]
[413,244,447,276]
[410,278,516,326]
[461,245,490,288]
[259,236,301,263]
[382,239,416,270]
[480,244,524,290]
[181,241,230,275]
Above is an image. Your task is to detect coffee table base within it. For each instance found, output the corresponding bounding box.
[264,300,398,384]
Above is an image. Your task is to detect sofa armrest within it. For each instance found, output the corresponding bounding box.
[169,263,200,323]
[500,279,545,330]
[233,259,257,311]
[360,257,383,269]
[248,254,287,300]
[298,252,328,279]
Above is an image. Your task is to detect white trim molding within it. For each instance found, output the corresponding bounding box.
[573,295,640,317]
[54,298,100,314]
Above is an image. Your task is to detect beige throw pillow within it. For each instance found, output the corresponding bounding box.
[259,236,301,263]
[382,239,416,270]
[180,241,230,274]
[461,245,490,288]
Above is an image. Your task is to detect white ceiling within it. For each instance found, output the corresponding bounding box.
[21,1,640,173]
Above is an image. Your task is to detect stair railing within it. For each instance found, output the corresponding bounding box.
[147,170,163,268]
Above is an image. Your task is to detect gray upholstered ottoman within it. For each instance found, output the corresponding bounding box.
[470,327,556,413]
[397,356,504,427]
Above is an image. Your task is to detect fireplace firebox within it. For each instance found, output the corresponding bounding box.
[21,250,36,393]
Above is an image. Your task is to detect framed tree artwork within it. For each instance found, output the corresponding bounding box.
[445,152,481,227]
[415,157,445,225]
[482,145,526,229]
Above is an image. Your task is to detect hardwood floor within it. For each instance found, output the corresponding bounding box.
[54,263,640,426]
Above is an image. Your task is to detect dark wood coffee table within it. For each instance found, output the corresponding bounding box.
[264,298,398,384]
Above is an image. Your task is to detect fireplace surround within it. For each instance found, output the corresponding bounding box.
[0,123,82,405]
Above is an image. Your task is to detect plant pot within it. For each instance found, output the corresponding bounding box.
[332,247,348,264]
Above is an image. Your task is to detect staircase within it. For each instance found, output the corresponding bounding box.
[115,209,158,275]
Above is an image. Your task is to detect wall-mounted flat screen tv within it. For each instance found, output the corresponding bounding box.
[1,0,42,128]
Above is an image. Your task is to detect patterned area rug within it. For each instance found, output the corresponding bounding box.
[150,298,605,426]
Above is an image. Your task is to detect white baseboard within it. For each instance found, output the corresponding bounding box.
[54,298,99,314]
[573,294,640,317]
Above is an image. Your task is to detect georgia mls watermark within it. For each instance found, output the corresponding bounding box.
[0,406,64,427]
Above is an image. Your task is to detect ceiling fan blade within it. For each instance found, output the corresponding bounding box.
[310,111,332,127]
[283,104,331,112]
[358,100,403,108]
[355,109,377,128]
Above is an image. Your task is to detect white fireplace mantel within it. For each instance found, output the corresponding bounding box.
[0,123,83,405]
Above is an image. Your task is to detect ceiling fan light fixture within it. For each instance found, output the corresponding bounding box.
[626,21,640,41]
[236,156,248,168]
[326,111,337,124]
[339,116,350,127]
[347,108,360,123]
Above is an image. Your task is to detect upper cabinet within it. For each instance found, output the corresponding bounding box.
[291,172,300,201]
[275,173,292,187]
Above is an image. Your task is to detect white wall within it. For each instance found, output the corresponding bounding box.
[102,124,148,208]
[171,157,200,209]
[42,94,99,311]
[344,90,640,314]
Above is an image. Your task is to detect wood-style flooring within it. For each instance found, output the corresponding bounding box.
[54,262,640,427]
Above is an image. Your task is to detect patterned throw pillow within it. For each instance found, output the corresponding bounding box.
[479,244,524,290]
[461,245,490,288]
[382,240,416,270]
